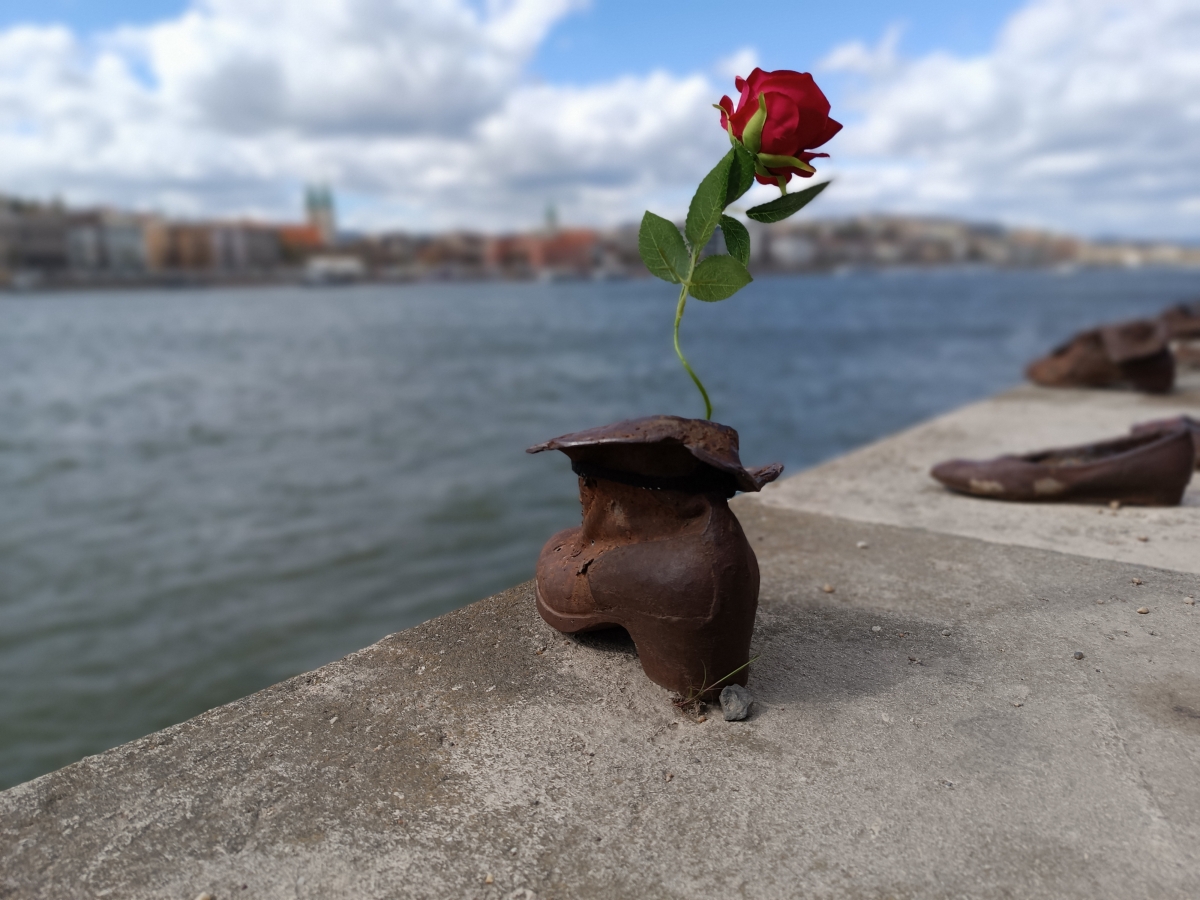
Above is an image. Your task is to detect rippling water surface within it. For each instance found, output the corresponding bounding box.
[2,268,1196,788]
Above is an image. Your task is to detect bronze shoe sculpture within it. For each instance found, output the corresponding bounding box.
[1131,415,1200,469]
[930,427,1194,506]
[1025,318,1174,394]
[528,416,782,698]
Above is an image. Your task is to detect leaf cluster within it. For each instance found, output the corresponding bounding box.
[638,145,829,301]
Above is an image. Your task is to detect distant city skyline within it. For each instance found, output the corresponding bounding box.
[0,1,1196,240]
[5,183,1198,293]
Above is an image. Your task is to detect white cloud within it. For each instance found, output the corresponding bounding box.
[3,0,1197,237]
[137,0,580,136]
[818,23,903,79]
[820,0,1200,238]
[0,0,734,230]
[714,47,759,82]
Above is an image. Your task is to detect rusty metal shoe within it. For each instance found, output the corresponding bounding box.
[1131,416,1200,469]
[930,427,1193,506]
[1025,318,1175,394]
[527,416,783,698]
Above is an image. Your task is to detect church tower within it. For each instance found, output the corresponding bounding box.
[305,185,336,247]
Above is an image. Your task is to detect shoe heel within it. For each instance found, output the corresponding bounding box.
[626,611,755,700]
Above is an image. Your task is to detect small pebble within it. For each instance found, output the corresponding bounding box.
[665,773,673,782]
[719,684,753,721]
[856,541,869,549]
[821,584,835,594]
[941,629,952,636]
[484,874,494,884]
[329,716,338,725]
[871,625,882,633]
[1136,536,1149,543]
[1137,607,1150,615]
[696,715,707,723]
[1132,578,1143,585]
[1011,701,1023,708]
[1185,597,1195,606]
[1073,651,1085,660]
[510,847,518,856]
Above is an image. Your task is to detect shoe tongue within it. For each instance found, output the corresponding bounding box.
[1100,319,1167,363]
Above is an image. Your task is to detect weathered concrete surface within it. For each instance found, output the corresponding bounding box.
[760,371,1200,573]
[3,380,1200,900]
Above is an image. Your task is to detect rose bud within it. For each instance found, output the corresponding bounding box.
[717,68,842,188]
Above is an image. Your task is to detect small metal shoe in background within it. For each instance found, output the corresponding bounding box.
[930,426,1194,506]
[1025,318,1175,394]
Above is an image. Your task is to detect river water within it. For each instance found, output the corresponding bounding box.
[2,268,1196,788]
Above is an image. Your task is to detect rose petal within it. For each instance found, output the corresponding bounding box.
[730,94,761,137]
[742,68,768,97]
[758,70,830,116]
[718,95,734,131]
[735,70,764,117]
[785,106,834,152]
[760,92,801,155]
[810,117,843,148]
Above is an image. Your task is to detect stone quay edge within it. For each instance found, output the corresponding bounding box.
[3,374,1199,899]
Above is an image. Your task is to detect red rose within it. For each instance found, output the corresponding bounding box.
[718,68,841,186]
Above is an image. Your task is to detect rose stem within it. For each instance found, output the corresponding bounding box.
[673,266,712,419]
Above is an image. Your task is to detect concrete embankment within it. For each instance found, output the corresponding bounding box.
[2,375,1199,899]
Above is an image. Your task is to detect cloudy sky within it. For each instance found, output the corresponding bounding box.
[0,0,1197,238]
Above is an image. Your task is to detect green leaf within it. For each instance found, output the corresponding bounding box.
[745,181,831,224]
[637,211,689,284]
[719,215,750,267]
[687,254,752,302]
[685,151,733,252]
[756,152,815,173]
[726,144,756,205]
[742,93,767,155]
